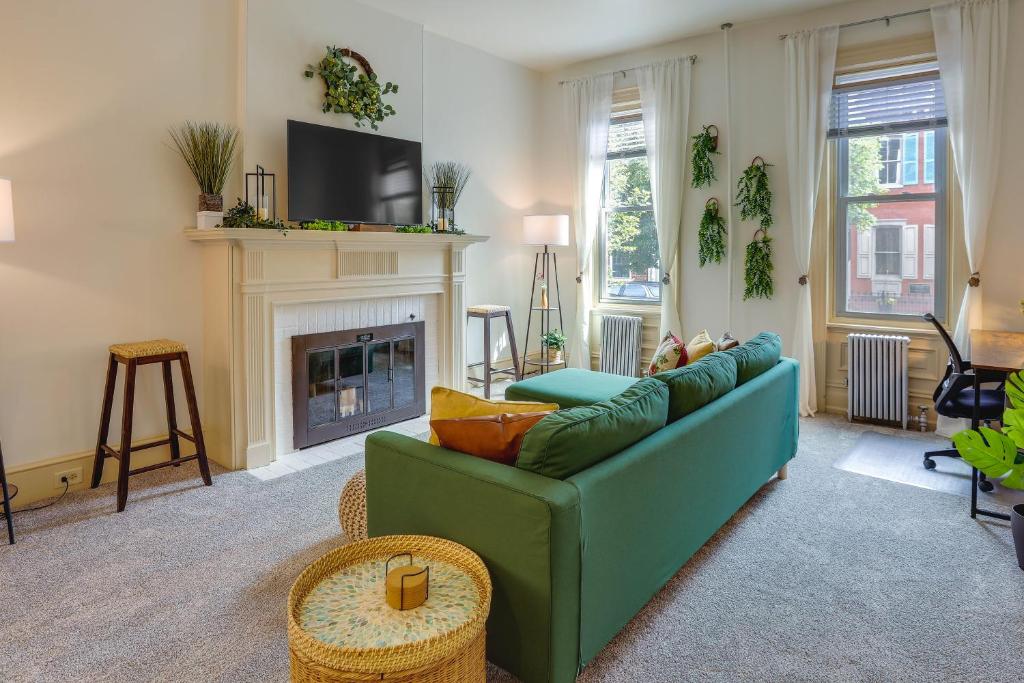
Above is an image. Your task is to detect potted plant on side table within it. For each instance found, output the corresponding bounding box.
[169,121,239,229]
[540,329,567,364]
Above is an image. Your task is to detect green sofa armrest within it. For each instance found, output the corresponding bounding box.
[365,431,583,683]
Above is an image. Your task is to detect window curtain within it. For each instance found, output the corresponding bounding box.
[637,58,692,338]
[562,74,613,369]
[783,27,838,418]
[931,0,1007,358]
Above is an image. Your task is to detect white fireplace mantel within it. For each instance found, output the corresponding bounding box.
[184,228,488,470]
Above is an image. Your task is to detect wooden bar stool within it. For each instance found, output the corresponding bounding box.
[466,305,522,398]
[91,339,212,512]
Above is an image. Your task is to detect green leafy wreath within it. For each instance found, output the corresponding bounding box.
[690,125,719,189]
[304,46,398,130]
[698,198,727,267]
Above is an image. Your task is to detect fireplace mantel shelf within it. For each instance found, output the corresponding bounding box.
[184,227,489,246]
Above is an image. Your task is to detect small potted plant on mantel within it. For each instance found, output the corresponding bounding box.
[540,329,567,364]
[169,121,239,229]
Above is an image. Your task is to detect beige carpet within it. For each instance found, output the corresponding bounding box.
[2,415,1022,682]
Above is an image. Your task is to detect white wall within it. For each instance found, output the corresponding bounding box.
[540,0,1024,359]
[0,0,239,470]
[422,33,544,365]
[0,0,544,483]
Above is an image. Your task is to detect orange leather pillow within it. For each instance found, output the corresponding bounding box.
[430,411,552,465]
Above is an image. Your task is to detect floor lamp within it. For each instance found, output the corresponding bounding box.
[0,178,15,544]
[521,215,569,376]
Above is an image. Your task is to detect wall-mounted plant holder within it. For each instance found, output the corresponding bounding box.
[744,227,774,300]
[691,124,720,189]
[245,165,277,222]
[698,197,727,267]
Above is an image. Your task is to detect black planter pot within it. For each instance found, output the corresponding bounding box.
[1013,504,1024,571]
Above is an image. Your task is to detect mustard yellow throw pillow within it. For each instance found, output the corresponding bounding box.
[685,329,715,365]
[428,386,558,445]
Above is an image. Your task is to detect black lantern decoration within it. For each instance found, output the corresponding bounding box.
[431,185,455,232]
[245,165,277,221]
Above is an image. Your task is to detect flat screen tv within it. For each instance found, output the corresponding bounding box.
[287,120,422,225]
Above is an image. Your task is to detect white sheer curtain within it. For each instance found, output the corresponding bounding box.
[562,74,613,369]
[637,58,692,337]
[783,27,838,417]
[932,0,1008,359]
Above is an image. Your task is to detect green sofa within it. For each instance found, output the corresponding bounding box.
[365,352,799,683]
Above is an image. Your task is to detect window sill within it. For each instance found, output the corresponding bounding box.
[826,318,938,336]
[593,302,660,319]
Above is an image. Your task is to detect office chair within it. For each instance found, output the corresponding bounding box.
[922,313,1006,492]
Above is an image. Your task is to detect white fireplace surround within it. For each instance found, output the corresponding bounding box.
[185,228,488,470]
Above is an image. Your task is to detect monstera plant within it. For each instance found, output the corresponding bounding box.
[952,371,1024,489]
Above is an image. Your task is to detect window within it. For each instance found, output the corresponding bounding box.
[923,130,935,184]
[831,61,948,320]
[902,133,918,185]
[600,88,660,304]
[879,136,902,186]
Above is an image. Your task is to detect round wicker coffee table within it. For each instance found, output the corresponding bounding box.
[287,535,491,683]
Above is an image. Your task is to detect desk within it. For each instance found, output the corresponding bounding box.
[968,330,1024,520]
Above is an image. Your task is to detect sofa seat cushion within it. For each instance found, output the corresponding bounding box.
[504,368,639,408]
[653,351,737,422]
[516,377,669,479]
[723,332,782,385]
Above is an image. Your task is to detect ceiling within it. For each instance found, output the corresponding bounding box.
[368,0,852,71]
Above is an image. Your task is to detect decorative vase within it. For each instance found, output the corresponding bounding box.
[1013,504,1024,571]
[196,211,223,230]
[198,193,223,212]
[546,347,563,363]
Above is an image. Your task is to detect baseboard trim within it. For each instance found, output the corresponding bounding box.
[7,435,190,509]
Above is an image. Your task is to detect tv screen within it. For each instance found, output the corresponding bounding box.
[287,120,422,225]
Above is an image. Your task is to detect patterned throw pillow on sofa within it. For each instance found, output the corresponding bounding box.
[648,332,688,375]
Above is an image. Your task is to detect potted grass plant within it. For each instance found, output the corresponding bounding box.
[426,161,471,232]
[169,121,239,228]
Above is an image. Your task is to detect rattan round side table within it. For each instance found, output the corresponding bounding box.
[288,534,491,683]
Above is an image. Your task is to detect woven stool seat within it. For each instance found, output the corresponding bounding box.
[109,339,187,359]
[467,304,510,315]
[338,469,367,541]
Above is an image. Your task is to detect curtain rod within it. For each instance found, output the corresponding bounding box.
[778,8,931,40]
[559,55,697,86]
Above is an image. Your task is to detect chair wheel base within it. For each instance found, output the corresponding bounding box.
[923,458,937,470]
[978,479,995,493]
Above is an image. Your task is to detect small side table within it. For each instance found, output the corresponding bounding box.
[288,534,491,682]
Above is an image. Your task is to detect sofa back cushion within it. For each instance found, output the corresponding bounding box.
[653,351,737,422]
[723,332,782,385]
[516,378,669,479]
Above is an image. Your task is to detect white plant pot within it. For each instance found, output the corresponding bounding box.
[196,211,224,230]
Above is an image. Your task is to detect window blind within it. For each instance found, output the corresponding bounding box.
[828,63,946,139]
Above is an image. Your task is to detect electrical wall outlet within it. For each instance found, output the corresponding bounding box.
[55,467,83,488]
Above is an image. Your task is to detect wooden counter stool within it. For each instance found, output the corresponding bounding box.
[91,339,212,512]
[466,305,521,398]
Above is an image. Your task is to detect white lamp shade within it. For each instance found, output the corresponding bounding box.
[0,178,13,243]
[522,214,569,246]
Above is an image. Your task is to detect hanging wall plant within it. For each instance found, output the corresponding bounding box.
[698,198,727,267]
[737,157,775,299]
[304,46,398,130]
[690,125,719,189]
[736,156,773,230]
[744,229,774,300]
